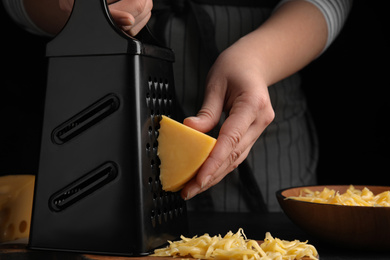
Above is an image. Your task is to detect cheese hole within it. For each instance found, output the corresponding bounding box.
[19,220,27,233]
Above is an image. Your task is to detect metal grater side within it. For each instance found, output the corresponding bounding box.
[29,0,188,256]
[145,76,186,229]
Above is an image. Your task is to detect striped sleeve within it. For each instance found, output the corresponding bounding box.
[2,0,53,36]
[276,0,353,53]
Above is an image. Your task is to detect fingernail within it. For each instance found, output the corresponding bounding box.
[189,116,200,121]
[121,25,132,32]
[184,191,190,201]
[119,18,133,26]
[184,116,199,124]
[201,175,212,189]
[185,185,201,200]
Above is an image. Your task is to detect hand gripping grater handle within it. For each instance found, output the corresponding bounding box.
[47,0,174,60]
[29,0,187,256]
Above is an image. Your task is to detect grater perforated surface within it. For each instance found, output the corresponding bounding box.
[145,76,186,228]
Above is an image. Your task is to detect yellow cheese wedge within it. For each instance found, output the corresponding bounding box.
[0,175,35,242]
[157,116,217,192]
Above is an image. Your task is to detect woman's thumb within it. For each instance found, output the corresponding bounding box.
[183,98,222,133]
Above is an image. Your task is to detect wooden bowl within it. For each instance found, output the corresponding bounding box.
[276,185,390,251]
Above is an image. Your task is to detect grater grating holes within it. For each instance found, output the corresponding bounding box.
[145,76,185,228]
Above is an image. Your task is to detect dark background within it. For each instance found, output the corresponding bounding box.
[1,1,389,185]
[0,5,48,175]
[300,1,389,186]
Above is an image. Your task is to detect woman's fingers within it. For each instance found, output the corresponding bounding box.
[58,0,152,36]
[180,118,259,200]
[109,8,135,29]
[109,0,153,35]
[181,90,274,200]
[183,81,225,133]
[124,11,151,35]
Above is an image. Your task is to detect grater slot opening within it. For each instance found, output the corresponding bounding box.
[52,94,120,144]
[49,162,118,212]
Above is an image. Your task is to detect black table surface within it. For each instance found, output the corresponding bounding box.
[1,212,389,260]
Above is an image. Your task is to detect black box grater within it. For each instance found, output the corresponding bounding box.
[29,0,188,256]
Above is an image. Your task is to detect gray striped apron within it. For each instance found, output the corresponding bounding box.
[149,0,318,212]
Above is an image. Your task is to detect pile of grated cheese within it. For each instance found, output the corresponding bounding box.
[288,185,390,207]
[152,228,318,260]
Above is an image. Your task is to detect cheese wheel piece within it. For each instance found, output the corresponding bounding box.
[0,175,35,242]
[157,116,216,192]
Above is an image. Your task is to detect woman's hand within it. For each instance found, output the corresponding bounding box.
[59,0,153,35]
[180,0,328,200]
[180,38,275,200]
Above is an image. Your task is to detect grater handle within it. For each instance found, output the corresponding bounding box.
[46,0,166,57]
[136,25,167,48]
[98,0,164,47]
